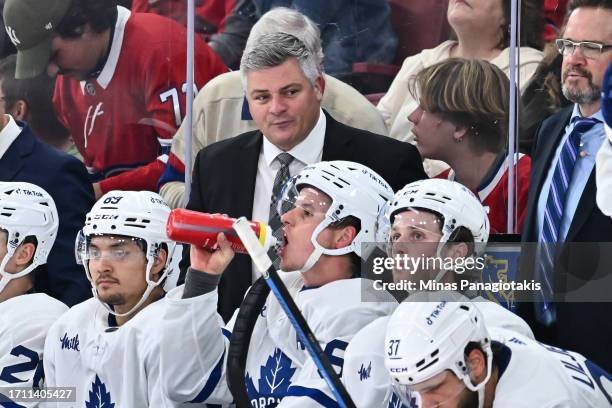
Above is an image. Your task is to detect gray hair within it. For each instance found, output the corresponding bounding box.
[240,32,321,89]
[246,7,324,69]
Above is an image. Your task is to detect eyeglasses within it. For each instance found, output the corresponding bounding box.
[555,39,612,59]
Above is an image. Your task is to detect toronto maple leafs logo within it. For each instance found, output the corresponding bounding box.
[358,361,372,381]
[86,375,115,408]
[245,348,296,408]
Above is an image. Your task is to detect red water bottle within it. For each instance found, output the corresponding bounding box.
[166,209,278,254]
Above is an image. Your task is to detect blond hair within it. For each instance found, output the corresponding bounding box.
[410,58,510,154]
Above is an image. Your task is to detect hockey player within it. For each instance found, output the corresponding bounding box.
[385,299,612,407]
[43,191,181,406]
[342,179,534,408]
[0,182,68,407]
[160,160,396,407]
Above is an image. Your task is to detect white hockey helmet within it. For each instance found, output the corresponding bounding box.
[384,296,493,407]
[279,160,393,271]
[0,182,58,293]
[382,179,489,257]
[77,191,181,317]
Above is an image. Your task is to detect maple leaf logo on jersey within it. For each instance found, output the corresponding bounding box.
[245,348,296,408]
[85,375,115,408]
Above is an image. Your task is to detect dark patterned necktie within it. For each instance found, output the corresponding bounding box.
[535,117,600,325]
[267,153,294,269]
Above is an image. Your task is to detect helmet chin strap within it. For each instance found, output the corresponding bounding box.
[89,257,166,318]
[0,247,38,295]
[461,343,493,408]
[95,283,158,318]
[294,218,353,274]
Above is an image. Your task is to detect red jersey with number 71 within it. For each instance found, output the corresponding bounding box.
[53,6,228,194]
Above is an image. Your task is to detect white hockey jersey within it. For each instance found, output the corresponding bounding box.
[342,299,535,408]
[489,328,612,407]
[160,273,397,407]
[43,297,175,407]
[0,293,67,407]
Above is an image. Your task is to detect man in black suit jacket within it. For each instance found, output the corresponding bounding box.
[184,32,426,321]
[0,115,95,306]
[519,0,612,370]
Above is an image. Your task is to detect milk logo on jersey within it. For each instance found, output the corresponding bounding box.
[358,361,371,381]
[60,333,80,352]
[86,375,115,408]
[83,103,105,148]
[245,348,297,408]
[5,26,20,46]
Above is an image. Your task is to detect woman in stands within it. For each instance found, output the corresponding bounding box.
[408,58,530,234]
[379,0,543,176]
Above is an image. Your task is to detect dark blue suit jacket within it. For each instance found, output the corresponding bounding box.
[0,122,94,306]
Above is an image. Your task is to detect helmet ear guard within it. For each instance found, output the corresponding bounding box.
[0,182,58,294]
[80,190,181,317]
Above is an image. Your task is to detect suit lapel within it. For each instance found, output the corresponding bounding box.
[566,170,596,242]
[231,132,262,218]
[321,111,352,161]
[0,128,30,181]
[531,108,572,196]
[524,108,572,238]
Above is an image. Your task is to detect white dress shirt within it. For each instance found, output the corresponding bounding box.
[0,115,22,160]
[251,109,326,280]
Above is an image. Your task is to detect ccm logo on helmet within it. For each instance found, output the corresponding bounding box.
[390,367,409,373]
[92,214,120,220]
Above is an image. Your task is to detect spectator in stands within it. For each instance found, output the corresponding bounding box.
[519,0,612,371]
[3,0,227,199]
[0,71,94,306]
[0,55,81,160]
[544,0,569,42]
[207,0,257,69]
[131,0,234,42]
[203,0,397,74]
[379,0,544,176]
[521,44,572,154]
[408,58,531,234]
[159,7,390,209]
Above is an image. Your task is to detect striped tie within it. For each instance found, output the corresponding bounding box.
[268,153,294,269]
[536,117,600,325]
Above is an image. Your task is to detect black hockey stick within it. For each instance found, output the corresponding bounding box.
[233,217,357,408]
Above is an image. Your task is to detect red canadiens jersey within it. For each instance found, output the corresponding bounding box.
[53,6,228,193]
[436,153,531,234]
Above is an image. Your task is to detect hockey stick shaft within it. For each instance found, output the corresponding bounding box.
[233,218,356,408]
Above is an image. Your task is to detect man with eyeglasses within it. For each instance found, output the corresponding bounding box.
[519,0,612,371]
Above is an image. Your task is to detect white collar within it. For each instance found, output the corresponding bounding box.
[262,108,326,166]
[0,115,22,159]
[80,6,130,92]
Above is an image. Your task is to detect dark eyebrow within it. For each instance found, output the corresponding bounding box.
[280,83,302,91]
[250,82,302,95]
